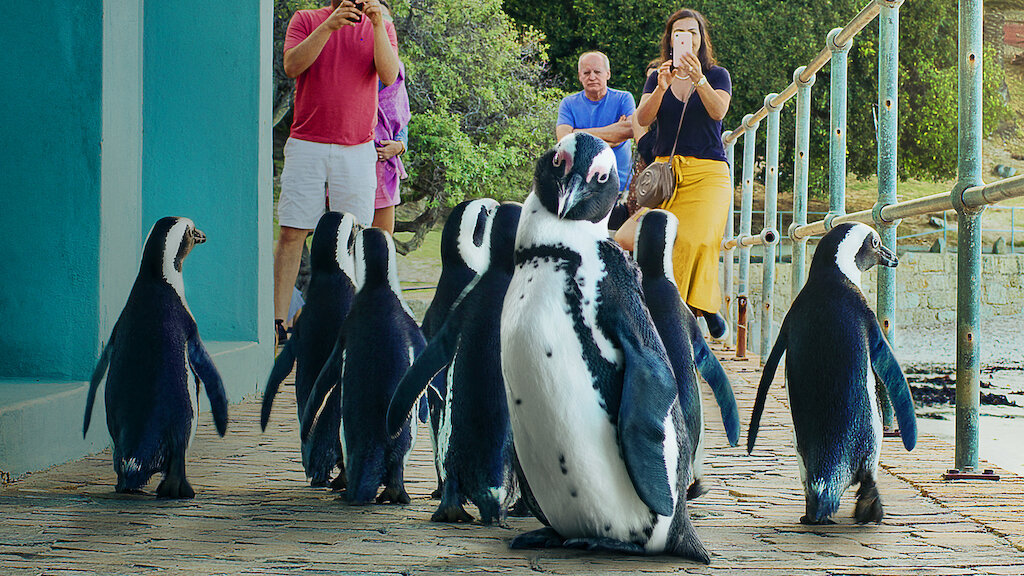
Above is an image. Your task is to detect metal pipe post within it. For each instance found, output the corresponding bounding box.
[953,0,985,473]
[738,114,760,357]
[723,133,737,346]
[875,0,903,430]
[827,28,853,225]
[790,67,815,301]
[761,94,782,362]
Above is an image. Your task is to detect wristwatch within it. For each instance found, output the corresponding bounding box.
[696,76,708,87]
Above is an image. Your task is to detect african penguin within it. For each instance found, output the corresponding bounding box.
[420,198,499,497]
[261,211,358,488]
[633,209,740,499]
[500,133,709,562]
[747,222,917,525]
[388,202,522,525]
[302,227,425,504]
[83,217,228,498]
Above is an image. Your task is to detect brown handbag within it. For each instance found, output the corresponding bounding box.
[634,87,693,209]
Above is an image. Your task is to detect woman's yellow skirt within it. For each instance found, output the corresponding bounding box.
[655,155,731,314]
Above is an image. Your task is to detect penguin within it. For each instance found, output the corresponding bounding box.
[83,217,228,498]
[633,209,740,499]
[500,132,709,563]
[420,198,499,496]
[747,222,917,525]
[261,211,358,488]
[301,227,425,504]
[387,202,522,525]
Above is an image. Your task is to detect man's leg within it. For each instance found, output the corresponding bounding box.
[274,226,311,329]
[327,141,377,227]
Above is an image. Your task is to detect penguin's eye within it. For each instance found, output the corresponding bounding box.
[871,235,879,248]
[597,172,610,183]
[552,154,563,168]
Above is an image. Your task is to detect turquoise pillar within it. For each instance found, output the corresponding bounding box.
[827,28,852,226]
[790,67,815,301]
[738,115,760,356]
[761,95,782,361]
[723,133,736,343]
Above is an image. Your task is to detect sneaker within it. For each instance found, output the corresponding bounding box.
[275,319,289,346]
[704,311,728,340]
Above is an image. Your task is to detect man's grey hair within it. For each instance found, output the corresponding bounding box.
[578,51,611,74]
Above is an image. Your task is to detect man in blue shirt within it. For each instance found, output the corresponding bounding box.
[556,51,637,191]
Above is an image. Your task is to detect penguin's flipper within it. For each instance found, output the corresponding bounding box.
[84,323,117,437]
[747,329,787,454]
[618,331,678,518]
[187,333,228,436]
[301,335,344,442]
[692,335,740,447]
[868,321,917,451]
[260,337,296,431]
[385,317,458,437]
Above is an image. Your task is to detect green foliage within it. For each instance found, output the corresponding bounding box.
[391,0,564,250]
[502,0,1012,194]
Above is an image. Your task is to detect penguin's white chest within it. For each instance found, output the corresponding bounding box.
[501,258,660,545]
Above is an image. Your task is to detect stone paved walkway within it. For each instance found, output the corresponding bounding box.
[2,344,1023,575]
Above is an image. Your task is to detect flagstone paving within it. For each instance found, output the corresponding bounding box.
[2,344,1022,575]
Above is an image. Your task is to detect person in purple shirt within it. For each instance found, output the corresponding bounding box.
[555,51,637,191]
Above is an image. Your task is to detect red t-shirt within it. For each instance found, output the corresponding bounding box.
[285,7,399,145]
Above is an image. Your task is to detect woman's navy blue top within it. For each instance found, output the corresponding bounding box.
[642,65,731,163]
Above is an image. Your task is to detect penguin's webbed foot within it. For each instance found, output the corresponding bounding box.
[508,497,534,517]
[430,484,443,499]
[330,471,348,492]
[510,527,566,550]
[854,482,884,524]
[563,537,645,555]
[431,502,474,523]
[375,485,411,505]
[799,515,835,526]
[686,479,710,501]
[309,477,330,488]
[156,476,195,499]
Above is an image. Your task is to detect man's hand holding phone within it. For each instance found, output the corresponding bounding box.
[325,1,363,30]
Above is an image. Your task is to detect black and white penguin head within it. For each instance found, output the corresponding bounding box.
[140,216,206,298]
[443,198,499,275]
[310,211,359,282]
[811,222,898,288]
[488,202,523,272]
[534,132,619,223]
[353,227,401,294]
[633,209,678,284]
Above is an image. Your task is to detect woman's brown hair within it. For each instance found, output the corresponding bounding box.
[659,9,717,71]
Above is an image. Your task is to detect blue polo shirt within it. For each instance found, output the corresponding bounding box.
[557,88,637,190]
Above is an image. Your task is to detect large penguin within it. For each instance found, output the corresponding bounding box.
[83,217,228,498]
[261,212,358,488]
[387,202,522,525]
[419,198,499,496]
[302,227,425,504]
[747,222,917,525]
[500,133,709,562]
[633,209,740,498]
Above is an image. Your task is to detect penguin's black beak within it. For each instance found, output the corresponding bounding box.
[558,173,585,219]
[192,228,207,245]
[877,244,897,267]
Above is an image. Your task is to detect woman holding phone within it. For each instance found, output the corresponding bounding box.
[623,8,732,339]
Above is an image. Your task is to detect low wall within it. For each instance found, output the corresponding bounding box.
[730,252,1024,353]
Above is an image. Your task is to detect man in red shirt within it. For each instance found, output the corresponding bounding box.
[275,0,400,343]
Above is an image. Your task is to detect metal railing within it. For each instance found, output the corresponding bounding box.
[718,0,1024,475]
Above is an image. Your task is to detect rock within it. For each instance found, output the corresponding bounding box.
[930,238,946,253]
[992,236,1007,255]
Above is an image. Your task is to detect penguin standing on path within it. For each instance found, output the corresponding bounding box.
[387,202,522,525]
[83,217,228,498]
[302,227,425,505]
[633,209,740,498]
[747,222,917,525]
[419,198,499,497]
[261,212,358,488]
[500,133,709,562]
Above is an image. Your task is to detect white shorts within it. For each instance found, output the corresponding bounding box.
[278,137,376,229]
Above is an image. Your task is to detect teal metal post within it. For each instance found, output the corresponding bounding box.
[827,28,853,226]
[723,132,736,344]
[761,94,782,361]
[738,114,760,357]
[790,67,815,301]
[874,0,903,430]
[952,0,985,472]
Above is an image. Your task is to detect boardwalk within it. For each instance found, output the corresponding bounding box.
[2,345,1022,575]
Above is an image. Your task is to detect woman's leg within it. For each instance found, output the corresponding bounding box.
[372,205,396,234]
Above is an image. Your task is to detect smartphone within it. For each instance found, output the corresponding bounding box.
[672,31,693,69]
[346,0,364,22]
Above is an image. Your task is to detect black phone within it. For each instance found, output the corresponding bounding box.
[346,1,364,22]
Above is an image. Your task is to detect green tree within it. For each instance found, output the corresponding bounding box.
[391,0,565,252]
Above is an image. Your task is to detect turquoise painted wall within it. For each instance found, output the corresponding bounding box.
[142,2,266,344]
[0,2,103,380]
